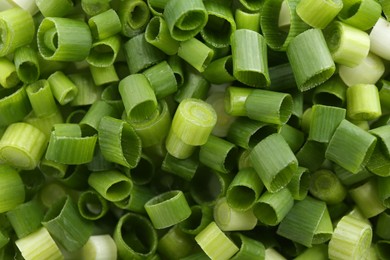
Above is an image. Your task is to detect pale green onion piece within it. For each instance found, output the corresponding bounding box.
[165,129,196,159]
[39,157,67,179]
[265,248,287,260]
[213,197,257,231]
[0,0,14,11]
[77,190,109,221]
[231,29,270,87]
[178,37,214,74]
[312,75,347,107]
[13,46,40,84]
[90,64,119,86]
[328,214,372,260]
[157,226,194,259]
[245,89,293,125]
[296,0,343,29]
[37,17,92,61]
[36,0,74,17]
[118,0,150,38]
[287,166,310,201]
[309,169,347,204]
[230,233,266,260]
[234,8,260,32]
[202,55,235,85]
[370,17,390,61]
[38,181,68,208]
[86,35,121,67]
[15,227,63,260]
[47,71,78,105]
[325,119,376,174]
[0,57,19,88]
[81,0,110,16]
[0,122,46,170]
[42,196,93,252]
[195,221,239,260]
[347,84,382,121]
[79,235,117,260]
[179,205,213,235]
[0,165,25,213]
[26,79,58,118]
[24,109,64,139]
[287,28,335,91]
[88,9,121,40]
[163,0,208,41]
[88,170,132,202]
[0,7,35,57]
[142,61,178,99]
[145,190,191,229]
[324,21,370,67]
[338,0,381,31]
[338,52,385,87]
[145,16,180,55]
[253,188,294,226]
[238,0,263,12]
[224,86,253,117]
[0,87,31,126]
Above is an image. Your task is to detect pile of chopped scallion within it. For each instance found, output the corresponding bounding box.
[1,0,390,259]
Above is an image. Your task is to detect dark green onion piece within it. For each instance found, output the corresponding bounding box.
[366,144,390,177]
[100,83,124,115]
[80,101,117,135]
[279,124,305,153]
[59,164,90,191]
[147,0,168,15]
[338,0,382,31]
[145,16,180,55]
[161,152,199,181]
[287,166,310,201]
[296,140,326,173]
[0,165,25,213]
[178,204,213,235]
[296,0,343,29]
[230,233,266,260]
[125,153,156,185]
[115,182,156,213]
[118,0,150,38]
[379,79,390,110]
[202,55,235,84]
[312,75,347,107]
[77,190,109,220]
[143,61,178,99]
[376,211,390,240]
[157,226,194,259]
[13,46,40,84]
[268,63,296,91]
[309,169,347,204]
[334,164,372,187]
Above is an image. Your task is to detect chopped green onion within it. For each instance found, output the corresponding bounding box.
[36,0,74,17]
[296,0,343,29]
[224,86,253,117]
[157,226,194,259]
[26,79,58,118]
[202,55,235,84]
[178,37,214,73]
[312,75,347,107]
[86,35,121,67]
[376,211,390,240]
[88,9,121,41]
[230,233,266,260]
[0,165,25,213]
[13,46,40,84]
[377,176,390,208]
[145,16,180,55]
[0,57,19,88]
[296,140,326,172]
[79,235,117,260]
[234,8,260,32]
[47,71,78,105]
[114,182,155,213]
[77,190,109,220]
[279,124,305,153]
[178,204,213,235]
[346,84,382,121]
[174,66,209,102]
[338,0,382,31]
[287,166,310,201]
[309,169,347,204]
[142,61,178,99]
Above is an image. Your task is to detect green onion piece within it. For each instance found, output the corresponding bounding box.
[309,169,347,204]
[86,35,121,67]
[123,153,156,185]
[88,170,132,202]
[261,0,310,51]
[195,221,239,260]
[231,29,270,87]
[47,71,78,105]
[163,0,208,41]
[328,214,372,260]
[376,211,390,240]
[0,122,46,170]
[253,188,294,226]
[287,28,335,91]
[119,73,158,122]
[324,21,370,68]
[157,226,194,259]
[79,235,117,260]
[200,0,236,48]
[312,75,347,107]
[268,63,296,91]
[118,0,150,38]
[338,52,385,88]
[36,0,74,17]
[145,190,191,229]
[296,140,326,172]
[179,204,213,235]
[81,0,110,16]
[213,197,257,231]
[230,233,265,260]
[378,79,390,110]
[115,182,156,213]
[0,230,9,251]
[370,125,390,157]
[15,227,63,260]
[45,124,97,165]
[19,168,45,201]
[238,0,263,12]
[265,248,287,260]
[325,119,376,174]
[0,87,31,126]
[37,17,92,61]
[338,0,381,31]
[145,16,180,55]
[69,72,103,106]
[349,178,386,218]
[143,61,178,99]
[24,109,64,139]
[80,101,117,135]
[88,9,121,40]
[170,98,217,146]
[378,176,390,208]
[296,0,343,29]
[87,144,113,172]
[234,8,260,32]
[245,89,293,125]
[347,84,381,121]
[101,83,124,115]
[0,57,19,88]
[113,213,158,259]
[13,46,40,84]
[202,55,235,84]
[26,79,58,118]
[226,167,263,211]
[6,199,44,239]
[366,144,390,177]
[224,86,253,117]
[0,7,34,56]
[370,17,390,61]
[42,196,93,252]
[174,67,209,102]
[0,165,24,213]
[90,64,119,86]
[379,0,390,20]
[161,152,199,181]
[146,0,167,15]
[279,124,305,153]
[237,149,252,170]
[294,244,328,260]
[165,129,196,159]
[334,164,372,187]
[77,190,109,220]
[250,133,298,193]
[39,158,67,179]
[308,104,346,143]
[287,166,310,201]
[375,240,390,260]
[0,0,14,11]
[178,37,214,73]
[38,181,68,208]
[277,196,333,247]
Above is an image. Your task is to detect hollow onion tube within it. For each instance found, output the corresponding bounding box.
[277,196,333,247]
[37,17,92,61]
[90,65,119,86]
[146,0,167,15]
[26,80,58,118]
[250,133,298,193]
[179,205,213,235]
[142,61,178,99]
[178,37,214,73]
[312,75,347,107]
[145,190,191,229]
[101,84,124,115]
[224,86,253,117]
[195,222,239,260]
[88,9,121,40]
[77,190,109,221]
[165,130,196,159]
[0,122,46,170]
[376,211,390,240]
[86,35,121,67]
[231,29,270,87]
[15,227,63,260]
[35,0,74,17]
[122,154,155,185]
[213,197,257,231]
[0,7,34,57]
[296,141,326,172]
[163,0,208,41]
[114,182,155,213]
[202,55,235,85]
[234,8,260,32]
[60,164,90,191]
[0,57,19,88]
[0,165,25,213]
[13,46,40,84]
[145,16,180,55]
[47,71,78,105]
[366,144,390,177]
[296,0,343,29]
[347,84,381,121]
[80,101,118,135]
[161,152,199,181]
[118,0,150,38]
[338,0,381,31]
[230,233,265,260]
[287,166,310,201]
[328,215,372,260]
[245,89,293,125]
[279,124,305,153]
[157,226,194,259]
[174,67,210,102]
[324,21,370,67]
[309,169,347,205]
[325,119,377,174]
[287,29,335,91]
[42,196,93,252]
[79,235,117,260]
[113,213,157,259]
[261,0,310,51]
